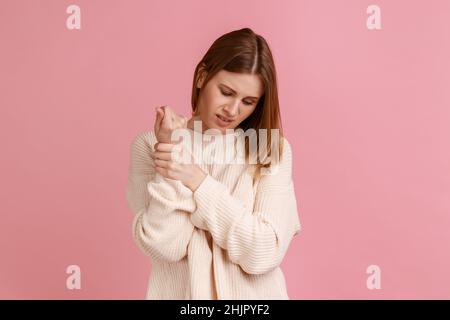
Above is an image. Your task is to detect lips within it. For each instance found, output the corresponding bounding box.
[216,114,233,122]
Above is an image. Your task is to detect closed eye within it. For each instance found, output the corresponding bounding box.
[221,89,255,106]
[220,89,233,96]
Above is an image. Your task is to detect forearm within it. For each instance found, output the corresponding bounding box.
[190,174,301,274]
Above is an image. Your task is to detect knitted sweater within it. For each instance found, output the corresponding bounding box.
[125,128,301,300]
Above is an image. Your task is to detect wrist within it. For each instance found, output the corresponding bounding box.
[187,167,207,192]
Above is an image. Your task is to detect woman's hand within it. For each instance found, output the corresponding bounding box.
[154,106,188,143]
[151,141,207,192]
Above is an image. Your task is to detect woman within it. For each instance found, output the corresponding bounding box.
[126,28,301,300]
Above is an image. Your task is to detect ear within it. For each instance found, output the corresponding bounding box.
[196,64,207,89]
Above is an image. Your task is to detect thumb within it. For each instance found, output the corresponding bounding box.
[158,107,166,123]
[154,107,164,130]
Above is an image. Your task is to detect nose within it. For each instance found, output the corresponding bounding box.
[223,100,240,118]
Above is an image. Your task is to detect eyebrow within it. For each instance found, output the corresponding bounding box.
[219,83,259,100]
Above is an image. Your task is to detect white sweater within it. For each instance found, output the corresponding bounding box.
[126,128,301,299]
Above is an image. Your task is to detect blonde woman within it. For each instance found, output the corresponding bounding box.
[126,28,301,300]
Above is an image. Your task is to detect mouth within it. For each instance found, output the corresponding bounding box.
[216,114,234,127]
[216,114,234,123]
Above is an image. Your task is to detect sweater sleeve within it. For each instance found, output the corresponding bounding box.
[190,137,301,275]
[126,132,196,263]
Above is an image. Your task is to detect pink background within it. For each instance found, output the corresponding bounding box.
[1,0,449,299]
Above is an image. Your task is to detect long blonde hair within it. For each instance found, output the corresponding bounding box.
[191,28,284,179]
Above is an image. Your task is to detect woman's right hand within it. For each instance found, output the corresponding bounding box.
[154,106,188,143]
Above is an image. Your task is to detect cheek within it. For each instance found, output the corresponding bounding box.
[240,106,257,119]
[202,89,222,112]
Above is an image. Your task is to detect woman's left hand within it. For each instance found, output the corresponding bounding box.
[151,141,207,192]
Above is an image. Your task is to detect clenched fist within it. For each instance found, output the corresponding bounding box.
[152,106,207,191]
[154,106,188,143]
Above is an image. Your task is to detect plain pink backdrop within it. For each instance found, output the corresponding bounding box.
[1,0,449,299]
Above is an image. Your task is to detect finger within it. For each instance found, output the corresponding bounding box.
[151,151,173,161]
[154,158,177,170]
[154,166,175,180]
[164,107,180,128]
[160,105,172,120]
[156,108,164,120]
[161,108,172,128]
[154,166,169,178]
[154,142,180,152]
[163,105,174,117]
[174,115,187,127]
[154,107,164,131]
[154,166,164,175]
[154,158,168,168]
[155,106,164,117]
[158,107,166,121]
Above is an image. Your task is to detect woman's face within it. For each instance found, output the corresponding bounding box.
[188,69,264,134]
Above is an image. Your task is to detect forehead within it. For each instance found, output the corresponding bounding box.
[213,69,264,98]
